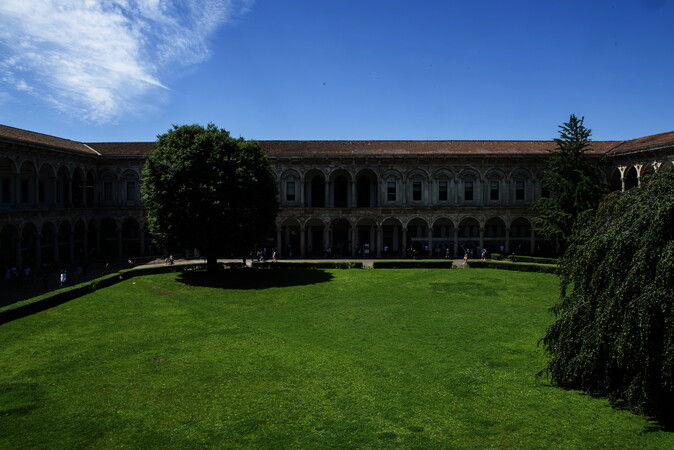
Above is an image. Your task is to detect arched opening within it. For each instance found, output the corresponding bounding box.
[21,223,39,269]
[100,217,118,257]
[41,222,57,265]
[38,163,55,206]
[85,170,96,206]
[356,169,378,207]
[19,160,37,206]
[330,218,351,257]
[458,217,480,256]
[280,218,301,258]
[56,166,70,207]
[88,219,98,257]
[304,218,325,257]
[330,169,351,208]
[0,158,14,207]
[381,217,403,257]
[304,170,325,208]
[72,169,85,207]
[355,218,377,256]
[58,221,72,263]
[624,166,638,190]
[73,220,87,263]
[510,217,532,254]
[0,224,19,267]
[122,218,140,256]
[432,217,455,258]
[407,217,429,257]
[608,167,622,192]
[484,217,506,254]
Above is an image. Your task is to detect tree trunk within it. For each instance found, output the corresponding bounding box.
[206,253,218,273]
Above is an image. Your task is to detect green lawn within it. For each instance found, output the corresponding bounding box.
[1,268,672,448]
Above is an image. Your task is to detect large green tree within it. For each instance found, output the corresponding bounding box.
[141,124,278,271]
[541,167,674,420]
[532,115,605,252]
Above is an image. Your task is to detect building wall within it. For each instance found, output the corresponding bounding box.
[2,132,674,270]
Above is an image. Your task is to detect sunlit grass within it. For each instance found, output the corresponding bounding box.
[1,269,672,448]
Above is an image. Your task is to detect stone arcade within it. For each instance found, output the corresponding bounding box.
[1,124,673,269]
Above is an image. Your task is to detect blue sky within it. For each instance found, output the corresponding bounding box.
[1,0,673,143]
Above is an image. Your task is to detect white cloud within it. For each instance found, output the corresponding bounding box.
[0,0,252,122]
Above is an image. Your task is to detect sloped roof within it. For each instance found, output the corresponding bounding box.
[87,142,155,156]
[0,124,99,155]
[2,123,673,158]
[260,140,621,156]
[608,130,674,154]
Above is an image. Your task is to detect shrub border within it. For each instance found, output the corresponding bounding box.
[490,253,558,265]
[372,260,454,269]
[467,260,557,274]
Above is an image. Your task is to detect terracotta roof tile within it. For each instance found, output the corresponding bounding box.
[87,142,155,156]
[259,140,622,156]
[0,124,98,155]
[608,130,674,154]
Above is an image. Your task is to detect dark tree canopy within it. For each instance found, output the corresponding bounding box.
[541,167,674,419]
[533,115,605,252]
[141,124,278,270]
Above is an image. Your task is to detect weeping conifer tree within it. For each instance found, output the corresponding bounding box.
[541,166,674,420]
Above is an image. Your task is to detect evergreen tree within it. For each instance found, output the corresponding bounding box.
[541,167,674,420]
[533,115,605,252]
[141,124,278,272]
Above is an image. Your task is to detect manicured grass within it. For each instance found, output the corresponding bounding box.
[1,269,672,448]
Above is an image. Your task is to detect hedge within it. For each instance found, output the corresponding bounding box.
[467,260,557,274]
[491,253,558,265]
[252,261,363,269]
[372,260,454,269]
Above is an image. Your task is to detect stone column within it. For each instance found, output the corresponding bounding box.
[323,225,330,254]
[33,173,39,207]
[117,228,123,257]
[427,228,433,257]
[402,228,408,255]
[35,234,42,268]
[369,225,375,255]
[12,171,19,207]
[376,226,383,258]
[530,229,536,254]
[276,227,283,257]
[299,225,306,258]
[351,226,358,257]
[53,231,60,262]
[325,179,330,208]
[69,230,75,262]
[479,227,485,251]
[393,225,399,254]
[351,181,356,208]
[454,228,459,257]
[505,227,511,253]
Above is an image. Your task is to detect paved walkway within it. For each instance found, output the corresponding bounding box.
[1,257,466,308]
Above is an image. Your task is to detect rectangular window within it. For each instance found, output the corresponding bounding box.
[387,181,396,201]
[412,181,422,201]
[464,181,473,201]
[126,181,135,201]
[490,180,499,201]
[516,180,525,201]
[438,181,448,201]
[286,181,295,201]
[103,181,113,201]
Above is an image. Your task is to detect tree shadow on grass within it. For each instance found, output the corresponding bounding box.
[177,268,334,290]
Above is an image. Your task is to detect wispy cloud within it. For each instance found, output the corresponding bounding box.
[0,0,253,122]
